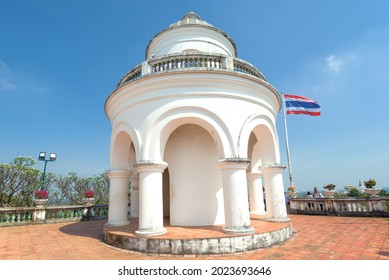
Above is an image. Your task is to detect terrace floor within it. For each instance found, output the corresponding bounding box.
[0,215,388,260]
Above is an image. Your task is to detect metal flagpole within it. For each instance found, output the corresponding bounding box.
[281,92,294,187]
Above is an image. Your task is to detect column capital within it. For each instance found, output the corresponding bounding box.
[217,158,250,170]
[134,161,168,173]
[260,164,286,174]
[108,169,133,179]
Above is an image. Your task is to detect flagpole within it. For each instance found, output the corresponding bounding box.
[281,92,294,187]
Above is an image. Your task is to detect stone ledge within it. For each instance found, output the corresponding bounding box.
[103,224,293,255]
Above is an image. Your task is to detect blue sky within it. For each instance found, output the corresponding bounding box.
[1,0,389,192]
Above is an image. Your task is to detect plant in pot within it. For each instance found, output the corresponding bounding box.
[82,189,95,205]
[34,189,48,206]
[323,184,336,198]
[364,179,381,196]
[82,189,95,220]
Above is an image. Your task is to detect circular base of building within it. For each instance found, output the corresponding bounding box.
[103,215,293,255]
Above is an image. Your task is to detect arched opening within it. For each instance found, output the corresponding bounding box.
[163,123,224,226]
[246,125,278,214]
[108,130,137,226]
[249,125,277,169]
[111,131,134,170]
[110,131,139,217]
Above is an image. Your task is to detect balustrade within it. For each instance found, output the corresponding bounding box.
[0,208,34,224]
[233,60,266,80]
[0,204,109,226]
[150,55,224,73]
[289,197,389,217]
[117,53,267,87]
[117,65,142,86]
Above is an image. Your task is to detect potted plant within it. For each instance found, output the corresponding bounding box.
[34,189,48,207]
[323,184,336,198]
[364,179,381,196]
[287,186,297,198]
[82,189,95,205]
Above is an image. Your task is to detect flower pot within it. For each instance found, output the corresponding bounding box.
[82,197,95,206]
[364,188,381,197]
[34,199,48,207]
[323,190,336,198]
[287,191,297,199]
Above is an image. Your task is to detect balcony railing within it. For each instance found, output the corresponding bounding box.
[117,53,267,87]
[289,197,389,217]
[0,204,109,227]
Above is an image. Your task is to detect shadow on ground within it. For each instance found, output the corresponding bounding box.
[59,219,107,239]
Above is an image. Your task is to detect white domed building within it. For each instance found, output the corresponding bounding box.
[104,12,289,240]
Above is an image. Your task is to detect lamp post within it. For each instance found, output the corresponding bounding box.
[38,152,57,190]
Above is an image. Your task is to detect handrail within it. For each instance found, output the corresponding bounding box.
[289,197,389,217]
[117,53,267,87]
[0,204,109,226]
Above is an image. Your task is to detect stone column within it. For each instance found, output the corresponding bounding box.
[247,172,266,215]
[218,158,254,234]
[129,174,139,217]
[105,170,132,227]
[134,161,168,236]
[260,164,290,222]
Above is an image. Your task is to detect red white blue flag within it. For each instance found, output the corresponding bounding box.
[283,94,321,116]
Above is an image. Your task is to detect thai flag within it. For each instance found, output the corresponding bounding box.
[283,94,321,116]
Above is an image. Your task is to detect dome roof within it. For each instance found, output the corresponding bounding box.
[145,12,237,59]
[169,11,214,28]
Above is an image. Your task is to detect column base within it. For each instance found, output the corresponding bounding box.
[267,217,291,223]
[222,226,255,234]
[135,227,167,237]
[104,221,131,227]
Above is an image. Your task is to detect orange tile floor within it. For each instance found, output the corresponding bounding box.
[0,215,388,260]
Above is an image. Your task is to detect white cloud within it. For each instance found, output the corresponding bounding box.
[0,59,50,95]
[325,55,343,73]
[0,60,9,69]
[0,78,17,90]
[0,60,17,91]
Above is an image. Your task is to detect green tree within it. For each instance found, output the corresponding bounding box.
[0,156,41,207]
[55,172,94,204]
[378,189,388,196]
[0,156,111,206]
[348,188,363,197]
[90,172,110,204]
[54,172,110,205]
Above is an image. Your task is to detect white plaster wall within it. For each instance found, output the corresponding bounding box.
[106,13,288,230]
[164,124,225,226]
[106,71,283,227]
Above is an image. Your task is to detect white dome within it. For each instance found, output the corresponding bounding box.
[146,12,237,59]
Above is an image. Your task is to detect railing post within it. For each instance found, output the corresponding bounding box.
[223,57,234,71]
[142,61,151,76]
[32,205,46,223]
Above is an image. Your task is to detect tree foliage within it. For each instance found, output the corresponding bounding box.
[347,188,364,197]
[55,172,109,205]
[0,156,41,207]
[0,156,110,207]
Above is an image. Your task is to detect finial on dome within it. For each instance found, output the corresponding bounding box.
[181,11,201,21]
[169,11,212,28]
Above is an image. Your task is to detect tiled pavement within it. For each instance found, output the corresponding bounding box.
[0,215,388,260]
